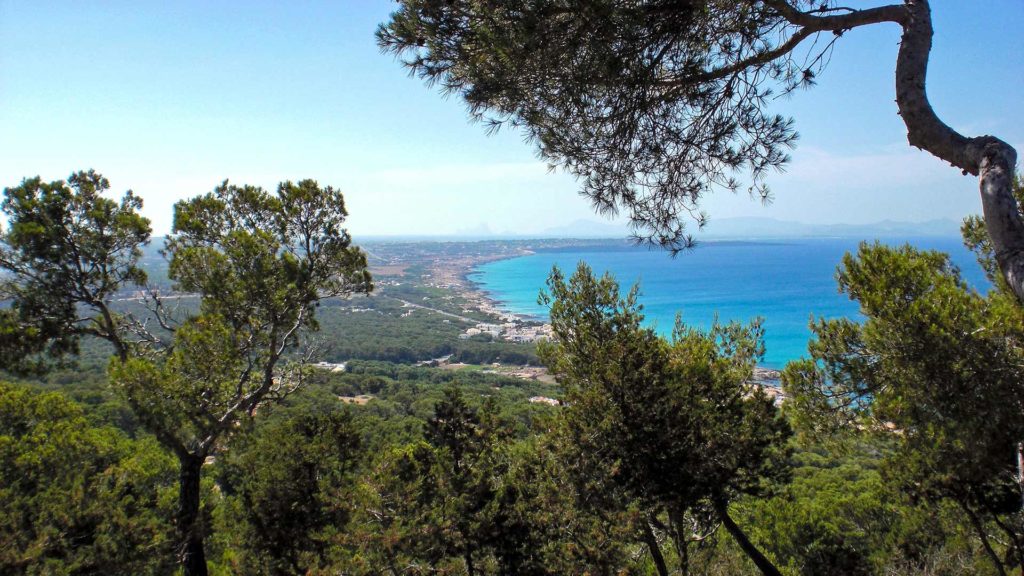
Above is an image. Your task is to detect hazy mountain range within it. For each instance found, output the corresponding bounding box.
[483,217,963,240]
[144,218,963,247]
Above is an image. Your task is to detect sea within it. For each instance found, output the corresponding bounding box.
[468,237,991,368]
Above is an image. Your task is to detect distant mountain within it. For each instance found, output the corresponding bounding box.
[358,217,963,242]
[533,217,962,240]
[698,217,961,239]
[538,219,630,238]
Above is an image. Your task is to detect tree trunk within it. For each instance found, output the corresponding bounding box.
[959,500,1008,576]
[894,0,1024,302]
[1018,442,1024,512]
[980,501,1024,576]
[668,507,691,576]
[980,149,1024,301]
[715,502,782,576]
[641,518,670,576]
[178,454,208,576]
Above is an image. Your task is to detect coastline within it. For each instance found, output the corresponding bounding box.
[446,247,540,325]
[441,238,629,325]
[452,237,636,324]
[363,237,787,394]
[453,242,785,394]
[362,237,621,328]
[461,256,547,325]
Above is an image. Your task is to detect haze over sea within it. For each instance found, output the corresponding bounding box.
[470,237,990,368]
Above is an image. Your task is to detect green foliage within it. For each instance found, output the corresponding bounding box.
[378,1,811,249]
[348,439,444,574]
[422,387,504,573]
[217,404,363,575]
[784,241,1024,573]
[108,178,372,575]
[482,431,641,575]
[352,387,512,574]
[0,170,151,372]
[292,359,555,459]
[540,262,791,573]
[9,172,1021,574]
[100,177,372,450]
[167,179,371,334]
[109,315,251,457]
[2,171,374,575]
[0,381,177,575]
[315,297,539,366]
[742,445,939,575]
[106,178,372,459]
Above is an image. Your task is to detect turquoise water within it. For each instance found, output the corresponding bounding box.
[469,237,991,368]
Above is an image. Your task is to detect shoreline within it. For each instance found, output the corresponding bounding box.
[365,237,786,391]
[443,247,541,325]
[460,253,549,325]
[452,247,784,388]
[451,237,635,324]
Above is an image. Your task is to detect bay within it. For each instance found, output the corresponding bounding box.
[468,237,990,368]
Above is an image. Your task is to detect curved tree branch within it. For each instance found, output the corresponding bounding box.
[380,0,1024,299]
[664,3,907,89]
[680,26,819,85]
[765,0,906,29]
[893,0,1024,301]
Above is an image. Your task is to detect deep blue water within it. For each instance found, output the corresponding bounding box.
[469,237,990,368]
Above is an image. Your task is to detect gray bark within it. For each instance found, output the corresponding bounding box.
[771,0,1023,302]
[1018,442,1024,511]
[893,0,1023,301]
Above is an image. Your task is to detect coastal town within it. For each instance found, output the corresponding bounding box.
[362,238,563,345]
[126,237,785,401]
[338,238,785,402]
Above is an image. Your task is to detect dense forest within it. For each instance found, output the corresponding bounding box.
[3,1,1023,574]
[2,170,1024,576]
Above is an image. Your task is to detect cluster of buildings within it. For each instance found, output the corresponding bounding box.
[312,361,347,373]
[459,321,553,343]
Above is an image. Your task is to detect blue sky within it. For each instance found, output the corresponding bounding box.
[1,1,1021,237]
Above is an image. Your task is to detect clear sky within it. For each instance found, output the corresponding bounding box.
[1,1,1021,237]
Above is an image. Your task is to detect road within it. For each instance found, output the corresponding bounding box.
[392,298,480,324]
